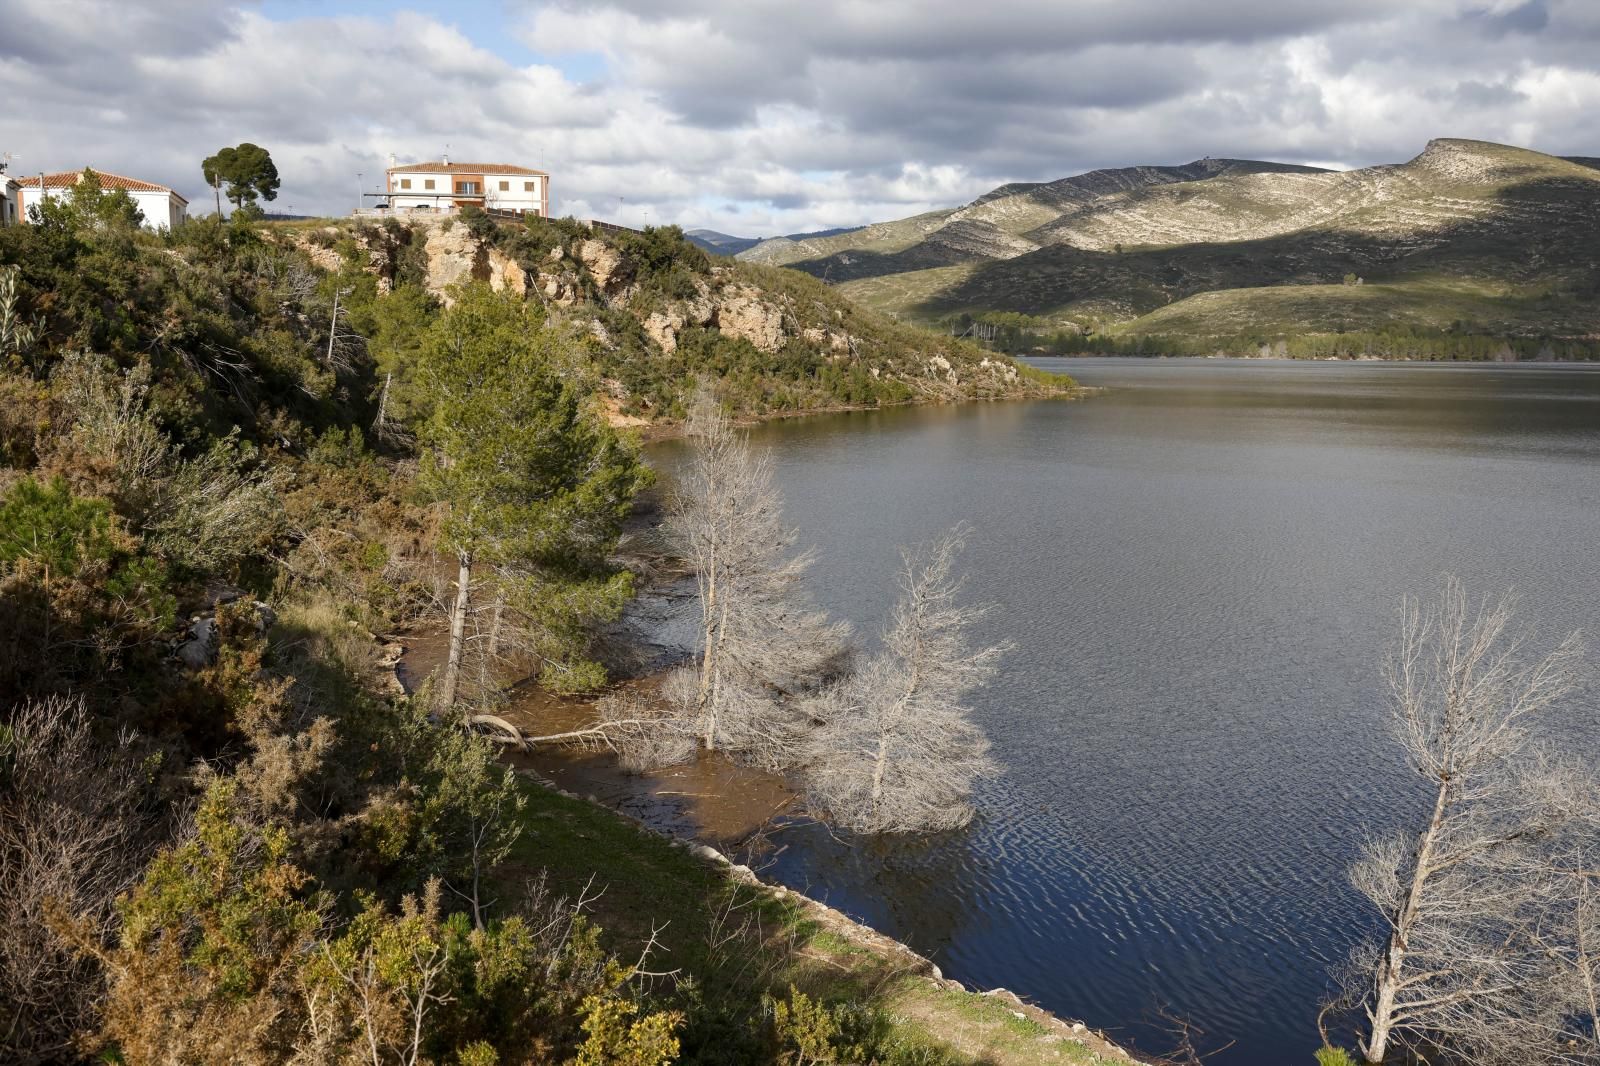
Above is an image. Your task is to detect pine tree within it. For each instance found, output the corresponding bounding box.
[416,285,648,709]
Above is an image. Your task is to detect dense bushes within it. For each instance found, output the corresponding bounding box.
[0,193,1055,1064]
[0,192,678,1062]
[0,476,175,699]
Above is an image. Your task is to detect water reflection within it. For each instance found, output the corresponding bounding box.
[650,360,1600,1064]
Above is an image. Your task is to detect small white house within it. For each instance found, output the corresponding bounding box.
[385,157,549,216]
[14,169,188,230]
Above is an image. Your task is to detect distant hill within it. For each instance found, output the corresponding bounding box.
[741,140,1600,345]
[686,225,863,258]
[684,229,763,256]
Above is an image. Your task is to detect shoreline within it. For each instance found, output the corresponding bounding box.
[395,637,1150,1065]
[621,379,1089,442]
[390,385,1163,1065]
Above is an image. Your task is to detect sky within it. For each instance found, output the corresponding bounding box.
[1,0,1597,235]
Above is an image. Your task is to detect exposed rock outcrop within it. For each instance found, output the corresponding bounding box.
[316,215,1063,424]
[712,285,787,353]
[577,238,630,295]
[423,222,490,301]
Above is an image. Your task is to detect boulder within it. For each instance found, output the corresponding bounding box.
[487,246,527,297]
[174,601,276,669]
[715,287,787,353]
[643,310,683,353]
[578,238,630,293]
[176,616,217,668]
[423,221,490,302]
[537,270,582,307]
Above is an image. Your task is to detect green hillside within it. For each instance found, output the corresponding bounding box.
[0,187,1086,1065]
[758,140,1600,351]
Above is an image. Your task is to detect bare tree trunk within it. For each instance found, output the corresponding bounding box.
[804,527,1003,834]
[1364,778,1451,1063]
[372,371,391,434]
[701,591,727,751]
[1344,577,1584,1064]
[469,814,486,932]
[439,549,472,711]
[665,386,845,767]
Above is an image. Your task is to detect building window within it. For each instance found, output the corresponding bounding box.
[524,181,535,192]
[498,180,509,191]
[456,181,480,195]
[424,179,435,190]
[400,178,412,189]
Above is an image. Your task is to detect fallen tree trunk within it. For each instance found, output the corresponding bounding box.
[467,715,658,752]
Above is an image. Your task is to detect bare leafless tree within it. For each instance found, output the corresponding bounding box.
[0,696,163,1063]
[803,526,1005,833]
[662,387,848,766]
[1346,577,1585,1064]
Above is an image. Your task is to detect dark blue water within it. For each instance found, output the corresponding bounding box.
[653,359,1600,1064]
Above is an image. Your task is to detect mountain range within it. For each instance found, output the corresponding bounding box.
[715,140,1600,342]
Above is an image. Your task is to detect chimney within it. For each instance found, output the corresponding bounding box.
[388,153,396,169]
[442,150,449,166]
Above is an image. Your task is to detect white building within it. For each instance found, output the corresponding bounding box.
[14,169,188,230]
[384,158,549,217]
[0,174,18,226]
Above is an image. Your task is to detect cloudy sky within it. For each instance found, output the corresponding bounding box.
[2,0,1597,235]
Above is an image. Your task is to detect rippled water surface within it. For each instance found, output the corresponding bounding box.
[650,359,1600,1064]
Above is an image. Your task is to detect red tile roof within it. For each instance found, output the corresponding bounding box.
[15,169,187,203]
[387,161,548,176]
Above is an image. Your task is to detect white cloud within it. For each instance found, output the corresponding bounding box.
[0,0,1596,235]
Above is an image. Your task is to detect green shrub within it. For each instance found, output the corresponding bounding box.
[1315,1046,1358,1066]
[0,475,119,578]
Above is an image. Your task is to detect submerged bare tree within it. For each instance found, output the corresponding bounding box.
[1345,577,1585,1064]
[662,389,847,765]
[803,527,1005,833]
[1514,841,1600,1063]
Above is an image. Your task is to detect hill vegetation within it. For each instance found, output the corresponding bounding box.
[286,212,1063,420]
[0,182,1084,1065]
[742,140,1600,357]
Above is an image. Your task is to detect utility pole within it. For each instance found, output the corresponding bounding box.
[356,172,363,214]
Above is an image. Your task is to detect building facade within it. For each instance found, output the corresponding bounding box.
[13,169,188,230]
[0,175,18,226]
[385,159,549,216]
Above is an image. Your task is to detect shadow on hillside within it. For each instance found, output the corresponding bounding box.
[788,176,1600,332]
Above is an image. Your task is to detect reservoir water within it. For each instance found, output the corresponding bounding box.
[652,358,1600,1064]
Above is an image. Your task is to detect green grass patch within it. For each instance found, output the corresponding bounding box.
[496,777,1119,1065]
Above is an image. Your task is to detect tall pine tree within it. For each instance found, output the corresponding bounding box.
[416,286,648,707]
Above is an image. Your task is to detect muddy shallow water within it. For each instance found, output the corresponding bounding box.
[399,627,796,850]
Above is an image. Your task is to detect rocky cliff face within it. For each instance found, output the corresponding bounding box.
[324,217,1048,420]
